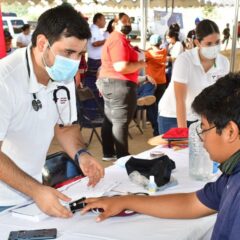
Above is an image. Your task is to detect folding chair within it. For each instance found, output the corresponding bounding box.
[76,86,104,147]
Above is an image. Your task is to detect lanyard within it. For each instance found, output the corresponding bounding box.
[26,49,42,111]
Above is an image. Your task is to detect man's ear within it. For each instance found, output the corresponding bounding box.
[225,121,239,142]
[194,39,200,47]
[36,34,48,53]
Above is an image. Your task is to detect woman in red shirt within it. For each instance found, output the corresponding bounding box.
[96,13,146,160]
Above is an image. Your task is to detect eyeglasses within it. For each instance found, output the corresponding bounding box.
[195,123,216,141]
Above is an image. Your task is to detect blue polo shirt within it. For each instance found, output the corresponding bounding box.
[196,161,240,240]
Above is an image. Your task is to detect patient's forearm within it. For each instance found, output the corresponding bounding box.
[122,193,215,219]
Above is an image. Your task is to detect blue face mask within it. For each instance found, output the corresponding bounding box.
[43,44,80,83]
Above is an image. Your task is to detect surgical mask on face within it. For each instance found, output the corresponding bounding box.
[42,43,80,83]
[121,25,132,35]
[200,44,221,60]
[166,38,172,44]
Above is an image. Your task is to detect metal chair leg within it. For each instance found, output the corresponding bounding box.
[128,131,133,139]
[93,128,103,145]
[87,129,94,147]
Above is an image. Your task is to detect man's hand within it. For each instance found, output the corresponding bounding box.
[79,154,104,187]
[81,196,125,222]
[32,185,73,218]
[54,124,104,186]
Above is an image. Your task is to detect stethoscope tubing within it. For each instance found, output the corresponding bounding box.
[25,48,72,126]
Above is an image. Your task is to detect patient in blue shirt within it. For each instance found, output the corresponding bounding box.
[82,72,240,240]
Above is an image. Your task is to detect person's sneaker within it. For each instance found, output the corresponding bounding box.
[137,95,156,106]
[102,155,117,161]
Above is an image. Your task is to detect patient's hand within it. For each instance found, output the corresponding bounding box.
[81,196,126,222]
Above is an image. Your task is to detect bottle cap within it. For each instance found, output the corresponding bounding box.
[149,175,155,183]
[148,175,157,194]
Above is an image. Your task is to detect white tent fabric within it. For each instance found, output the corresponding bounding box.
[0,0,235,7]
[203,0,235,6]
[76,0,235,7]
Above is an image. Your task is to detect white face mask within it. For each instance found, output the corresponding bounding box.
[42,42,80,83]
[200,44,221,60]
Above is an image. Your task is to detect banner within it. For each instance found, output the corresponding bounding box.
[152,11,183,37]
[0,4,6,59]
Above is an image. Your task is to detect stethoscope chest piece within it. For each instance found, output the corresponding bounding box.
[26,49,43,112]
[32,98,42,112]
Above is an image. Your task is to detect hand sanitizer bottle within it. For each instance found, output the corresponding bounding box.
[148,175,157,194]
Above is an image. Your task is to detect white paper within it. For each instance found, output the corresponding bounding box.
[10,177,119,222]
[61,177,120,200]
[11,203,48,222]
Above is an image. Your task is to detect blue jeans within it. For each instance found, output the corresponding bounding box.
[158,116,194,134]
[97,78,137,158]
[137,82,155,98]
[137,82,158,136]
[84,58,102,94]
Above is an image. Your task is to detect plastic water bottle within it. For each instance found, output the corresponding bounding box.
[189,121,219,180]
[148,175,157,194]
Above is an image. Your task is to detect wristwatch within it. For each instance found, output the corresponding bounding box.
[74,149,91,166]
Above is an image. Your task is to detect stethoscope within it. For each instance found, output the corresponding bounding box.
[25,49,72,126]
[53,85,72,127]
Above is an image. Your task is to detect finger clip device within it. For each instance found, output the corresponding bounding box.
[68,197,86,213]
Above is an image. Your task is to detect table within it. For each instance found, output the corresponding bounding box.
[0,147,216,240]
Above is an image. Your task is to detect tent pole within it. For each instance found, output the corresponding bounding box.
[172,0,174,13]
[230,0,240,72]
[140,0,148,50]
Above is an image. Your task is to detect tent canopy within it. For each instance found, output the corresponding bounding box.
[1,0,235,7]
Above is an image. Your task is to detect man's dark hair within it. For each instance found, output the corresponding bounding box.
[196,19,219,42]
[106,19,115,33]
[32,5,91,47]
[167,29,179,41]
[169,23,180,33]
[192,73,240,134]
[22,24,30,31]
[93,13,104,24]
[119,12,128,19]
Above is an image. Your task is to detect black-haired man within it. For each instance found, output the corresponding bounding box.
[82,73,240,239]
[0,5,104,218]
[87,13,106,62]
